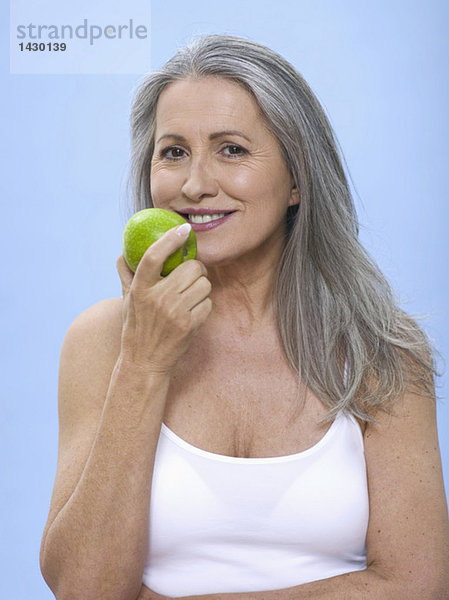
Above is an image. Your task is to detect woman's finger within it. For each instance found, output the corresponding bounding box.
[189,296,213,330]
[134,223,192,288]
[116,255,134,297]
[163,259,208,295]
[180,275,212,312]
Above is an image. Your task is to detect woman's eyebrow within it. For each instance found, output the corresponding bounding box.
[156,134,186,144]
[209,130,252,142]
[156,130,252,144]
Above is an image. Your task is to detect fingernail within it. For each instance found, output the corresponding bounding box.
[176,223,192,236]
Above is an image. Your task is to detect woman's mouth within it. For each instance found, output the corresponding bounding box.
[176,210,235,232]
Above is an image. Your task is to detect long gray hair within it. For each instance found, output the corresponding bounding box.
[129,34,436,421]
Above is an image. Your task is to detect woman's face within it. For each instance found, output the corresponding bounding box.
[150,77,299,267]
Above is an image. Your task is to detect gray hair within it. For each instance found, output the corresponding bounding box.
[129,34,436,421]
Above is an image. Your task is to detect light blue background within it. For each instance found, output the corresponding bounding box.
[1,1,448,598]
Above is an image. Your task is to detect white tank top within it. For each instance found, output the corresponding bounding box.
[142,411,368,596]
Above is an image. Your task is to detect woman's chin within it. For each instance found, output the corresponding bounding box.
[196,252,230,268]
[195,246,231,267]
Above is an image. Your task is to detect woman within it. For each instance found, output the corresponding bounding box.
[40,35,449,599]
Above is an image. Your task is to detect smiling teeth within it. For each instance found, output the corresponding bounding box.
[188,213,226,223]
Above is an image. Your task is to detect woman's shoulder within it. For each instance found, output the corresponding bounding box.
[60,297,124,377]
[65,297,123,341]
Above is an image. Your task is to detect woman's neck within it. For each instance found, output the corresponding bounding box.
[205,251,280,332]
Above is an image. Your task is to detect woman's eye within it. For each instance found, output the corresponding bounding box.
[161,147,186,160]
[222,144,246,157]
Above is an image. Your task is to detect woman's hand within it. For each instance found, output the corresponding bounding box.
[117,224,212,376]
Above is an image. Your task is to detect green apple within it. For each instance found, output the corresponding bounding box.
[123,208,197,276]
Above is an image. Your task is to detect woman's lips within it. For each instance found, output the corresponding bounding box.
[176,210,236,232]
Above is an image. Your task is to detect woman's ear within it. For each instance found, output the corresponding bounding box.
[289,184,300,207]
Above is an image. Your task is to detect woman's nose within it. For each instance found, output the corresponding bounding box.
[181,158,219,202]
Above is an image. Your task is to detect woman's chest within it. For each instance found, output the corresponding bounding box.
[163,331,331,458]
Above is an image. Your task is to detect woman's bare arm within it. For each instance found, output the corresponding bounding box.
[40,225,212,600]
[40,299,171,600]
